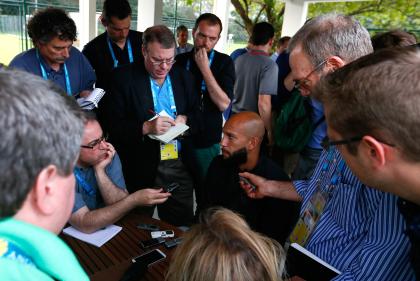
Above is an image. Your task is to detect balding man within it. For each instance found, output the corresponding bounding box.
[201,112,300,244]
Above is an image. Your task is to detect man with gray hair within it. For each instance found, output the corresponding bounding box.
[0,69,88,280]
[104,25,198,226]
[289,13,373,180]
[241,14,415,280]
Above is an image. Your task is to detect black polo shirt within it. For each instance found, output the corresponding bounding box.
[82,30,143,89]
[175,49,235,148]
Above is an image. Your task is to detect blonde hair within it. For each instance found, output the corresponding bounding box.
[166,208,286,281]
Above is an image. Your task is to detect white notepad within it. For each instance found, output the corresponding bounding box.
[147,110,189,144]
[63,225,122,247]
[77,88,106,110]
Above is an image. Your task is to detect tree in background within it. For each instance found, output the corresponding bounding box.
[230,0,419,41]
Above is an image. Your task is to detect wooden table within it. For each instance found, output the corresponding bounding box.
[60,214,183,281]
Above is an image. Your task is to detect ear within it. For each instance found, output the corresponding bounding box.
[32,165,60,215]
[360,135,388,168]
[100,15,107,27]
[325,56,345,72]
[247,136,259,151]
[141,45,147,58]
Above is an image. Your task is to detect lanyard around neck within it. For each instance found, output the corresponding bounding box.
[74,168,96,196]
[107,35,133,68]
[149,75,177,116]
[36,49,72,96]
[186,49,215,92]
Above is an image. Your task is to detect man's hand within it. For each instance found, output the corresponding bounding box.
[194,47,210,71]
[79,90,91,98]
[174,115,187,124]
[131,188,171,206]
[93,142,116,171]
[142,116,176,135]
[239,172,270,199]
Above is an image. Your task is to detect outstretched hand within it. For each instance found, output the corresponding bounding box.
[133,188,171,206]
[239,172,269,199]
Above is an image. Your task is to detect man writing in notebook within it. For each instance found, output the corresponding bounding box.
[69,111,170,233]
[105,25,197,226]
[9,8,95,97]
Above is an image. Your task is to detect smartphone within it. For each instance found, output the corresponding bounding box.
[140,237,165,249]
[121,249,166,281]
[164,237,183,249]
[164,182,180,193]
[132,249,166,266]
[239,176,257,192]
[151,230,175,239]
[137,223,159,231]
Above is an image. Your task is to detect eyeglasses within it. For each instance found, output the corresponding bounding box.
[149,58,176,67]
[321,136,396,151]
[80,134,108,149]
[294,60,327,90]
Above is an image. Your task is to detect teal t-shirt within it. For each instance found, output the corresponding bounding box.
[0,218,88,281]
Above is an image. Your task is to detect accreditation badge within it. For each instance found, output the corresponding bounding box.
[160,140,179,160]
[288,187,328,246]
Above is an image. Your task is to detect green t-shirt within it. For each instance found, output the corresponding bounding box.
[0,218,88,281]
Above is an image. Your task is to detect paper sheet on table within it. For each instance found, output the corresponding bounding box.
[148,110,189,144]
[63,225,122,247]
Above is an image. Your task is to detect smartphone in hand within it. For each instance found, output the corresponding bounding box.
[239,176,257,192]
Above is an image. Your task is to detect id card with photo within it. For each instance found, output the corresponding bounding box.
[160,140,178,160]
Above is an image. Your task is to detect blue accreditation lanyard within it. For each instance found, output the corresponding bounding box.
[186,49,214,92]
[74,168,96,196]
[0,238,35,267]
[149,75,177,117]
[107,36,133,68]
[36,49,72,96]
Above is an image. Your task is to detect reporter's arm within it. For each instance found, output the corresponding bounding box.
[69,189,170,233]
[239,172,302,202]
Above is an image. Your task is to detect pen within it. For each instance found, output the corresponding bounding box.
[148,109,160,117]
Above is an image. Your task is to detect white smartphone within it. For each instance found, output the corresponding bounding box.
[132,249,166,267]
[151,230,175,239]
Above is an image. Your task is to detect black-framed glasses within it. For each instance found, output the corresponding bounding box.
[322,136,396,151]
[80,134,108,149]
[294,60,327,90]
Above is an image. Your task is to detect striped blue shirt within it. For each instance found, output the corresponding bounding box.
[293,147,415,280]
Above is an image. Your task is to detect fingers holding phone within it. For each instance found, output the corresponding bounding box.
[238,172,267,199]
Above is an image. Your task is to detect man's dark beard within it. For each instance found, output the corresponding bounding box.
[224,147,247,166]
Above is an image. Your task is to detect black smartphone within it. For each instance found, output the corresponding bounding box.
[164,182,180,193]
[121,249,166,281]
[140,237,165,249]
[164,237,183,249]
[239,176,257,192]
[132,249,166,266]
[137,223,159,231]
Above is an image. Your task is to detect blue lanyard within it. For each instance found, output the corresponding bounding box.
[74,168,96,196]
[186,49,215,92]
[320,148,346,191]
[0,238,35,267]
[107,36,133,68]
[36,49,72,96]
[149,75,177,117]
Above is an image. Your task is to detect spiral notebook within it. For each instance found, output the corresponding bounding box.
[77,88,106,110]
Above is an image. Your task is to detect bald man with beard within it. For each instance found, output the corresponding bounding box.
[200,112,300,244]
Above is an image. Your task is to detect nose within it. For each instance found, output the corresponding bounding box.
[62,48,70,59]
[220,135,228,147]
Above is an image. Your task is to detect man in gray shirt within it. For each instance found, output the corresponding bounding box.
[232,22,278,145]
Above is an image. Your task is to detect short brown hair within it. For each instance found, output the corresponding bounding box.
[142,25,176,49]
[314,46,420,161]
[166,208,286,281]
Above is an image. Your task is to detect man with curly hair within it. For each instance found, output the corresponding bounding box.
[10,8,95,97]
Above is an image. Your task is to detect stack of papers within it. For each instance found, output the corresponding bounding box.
[63,225,122,247]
